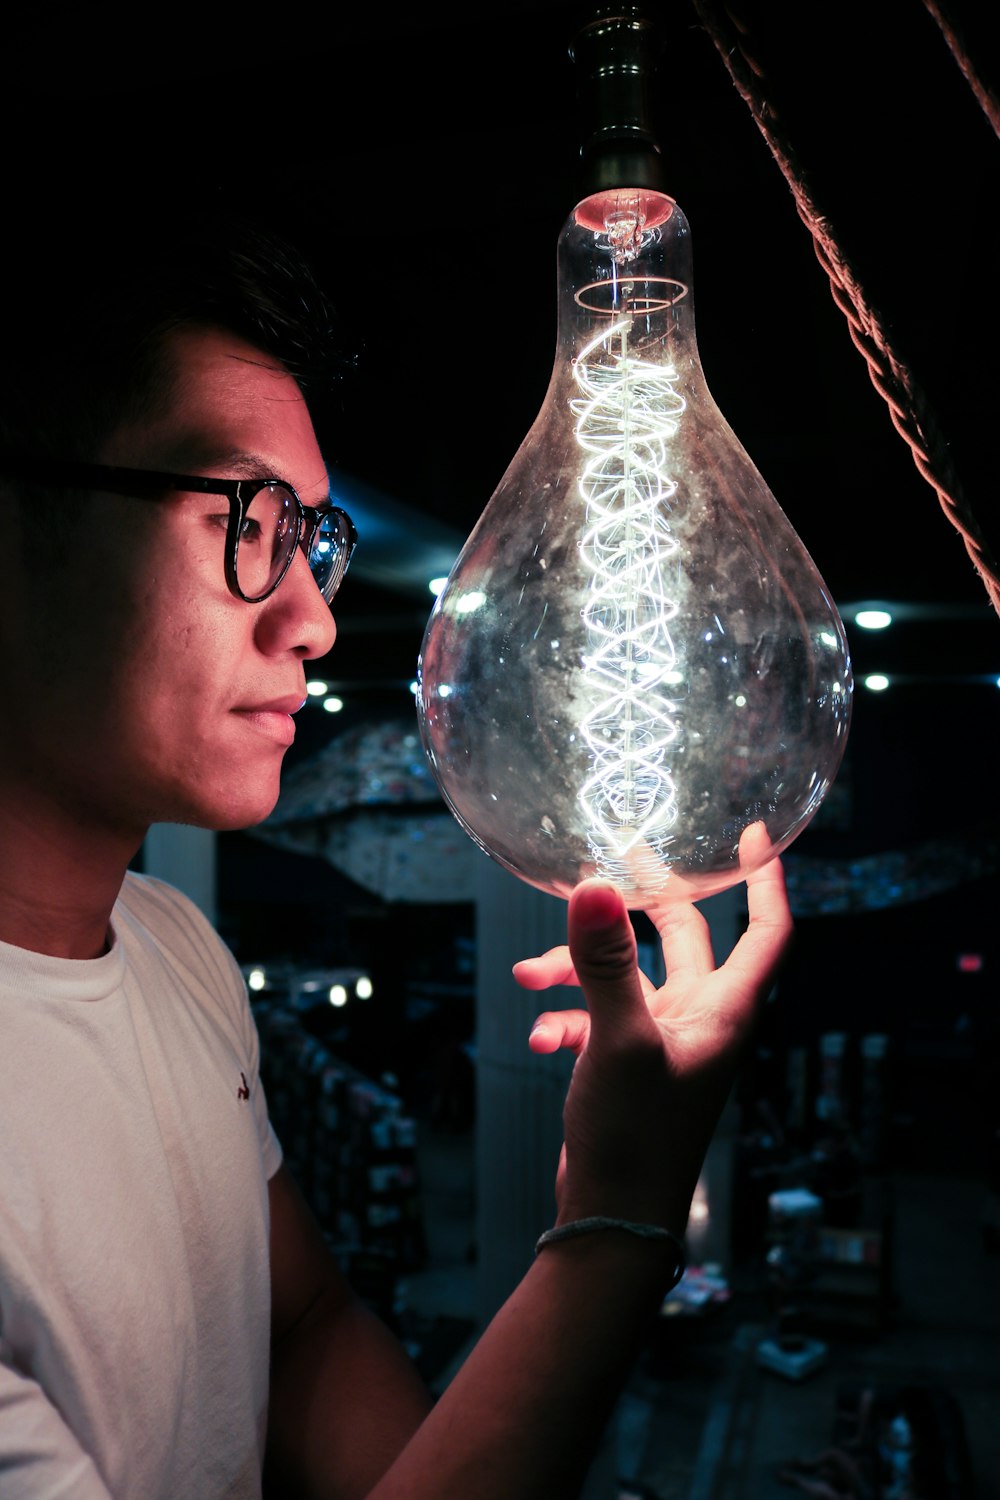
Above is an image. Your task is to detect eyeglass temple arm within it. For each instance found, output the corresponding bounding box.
[0,456,232,498]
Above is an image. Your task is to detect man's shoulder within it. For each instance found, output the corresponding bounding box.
[116,871,233,970]
[118,869,214,932]
[116,872,249,1015]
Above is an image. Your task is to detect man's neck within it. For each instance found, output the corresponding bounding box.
[0,792,141,960]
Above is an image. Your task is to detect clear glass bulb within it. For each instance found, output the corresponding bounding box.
[417,188,853,908]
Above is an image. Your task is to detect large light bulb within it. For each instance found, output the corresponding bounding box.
[417,186,852,908]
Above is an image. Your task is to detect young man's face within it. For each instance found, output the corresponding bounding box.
[0,324,338,843]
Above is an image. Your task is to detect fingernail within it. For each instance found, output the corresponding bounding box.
[577,883,624,930]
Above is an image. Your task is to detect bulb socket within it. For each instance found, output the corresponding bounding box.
[570,6,667,195]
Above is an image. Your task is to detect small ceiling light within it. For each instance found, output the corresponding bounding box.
[306,680,328,696]
[429,576,449,596]
[855,610,892,631]
[864,674,890,692]
[323,696,344,714]
[356,976,374,999]
[329,984,349,1007]
[247,968,266,992]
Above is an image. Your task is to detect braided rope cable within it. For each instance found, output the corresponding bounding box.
[689,0,1000,617]
[923,0,1000,141]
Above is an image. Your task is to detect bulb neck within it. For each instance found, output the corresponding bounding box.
[570,6,666,195]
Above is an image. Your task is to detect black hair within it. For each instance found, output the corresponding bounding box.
[0,192,352,467]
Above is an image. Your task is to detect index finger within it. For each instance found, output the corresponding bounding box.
[646,899,716,983]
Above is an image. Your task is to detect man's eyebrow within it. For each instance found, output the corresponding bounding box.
[161,442,284,479]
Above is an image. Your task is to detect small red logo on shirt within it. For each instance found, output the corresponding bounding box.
[237,1072,250,1101]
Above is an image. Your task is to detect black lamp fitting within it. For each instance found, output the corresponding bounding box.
[569,5,667,195]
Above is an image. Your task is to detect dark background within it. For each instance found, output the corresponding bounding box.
[8,1,1000,1168]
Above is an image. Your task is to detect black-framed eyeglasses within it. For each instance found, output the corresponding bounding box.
[0,456,357,605]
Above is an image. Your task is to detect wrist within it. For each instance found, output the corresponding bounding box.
[536,1217,686,1293]
[556,1193,692,1243]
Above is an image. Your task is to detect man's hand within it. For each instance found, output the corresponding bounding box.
[513,831,792,1236]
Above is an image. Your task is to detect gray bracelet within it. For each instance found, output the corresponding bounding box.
[535,1217,686,1289]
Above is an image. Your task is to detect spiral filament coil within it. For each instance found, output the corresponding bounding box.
[572,313,688,879]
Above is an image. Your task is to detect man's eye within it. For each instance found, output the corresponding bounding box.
[238,516,263,543]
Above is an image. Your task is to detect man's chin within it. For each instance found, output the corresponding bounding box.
[214,802,281,834]
[173,788,283,836]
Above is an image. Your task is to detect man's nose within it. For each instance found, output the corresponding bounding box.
[255,546,338,659]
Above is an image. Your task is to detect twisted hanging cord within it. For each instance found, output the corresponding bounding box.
[923,0,1000,141]
[689,0,1000,618]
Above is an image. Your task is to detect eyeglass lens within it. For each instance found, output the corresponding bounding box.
[235,485,351,603]
[307,508,353,603]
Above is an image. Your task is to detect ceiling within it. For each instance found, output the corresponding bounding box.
[7,0,1000,854]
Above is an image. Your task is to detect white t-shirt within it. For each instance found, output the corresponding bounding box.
[0,872,283,1499]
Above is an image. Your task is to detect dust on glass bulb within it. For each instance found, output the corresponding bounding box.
[417,188,852,910]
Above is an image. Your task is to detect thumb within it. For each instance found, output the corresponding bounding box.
[567,881,656,1048]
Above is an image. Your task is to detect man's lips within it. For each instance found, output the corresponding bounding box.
[235,695,309,715]
[232,695,307,745]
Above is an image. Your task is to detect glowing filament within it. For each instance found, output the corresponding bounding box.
[571,316,686,873]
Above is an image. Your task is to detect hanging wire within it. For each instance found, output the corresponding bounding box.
[923,0,1000,141]
[689,0,1000,618]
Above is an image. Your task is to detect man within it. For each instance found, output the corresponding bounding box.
[0,208,791,1498]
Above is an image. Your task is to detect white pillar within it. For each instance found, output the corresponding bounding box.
[685,885,746,1277]
[474,857,619,1498]
[474,855,573,1326]
[142,824,217,926]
